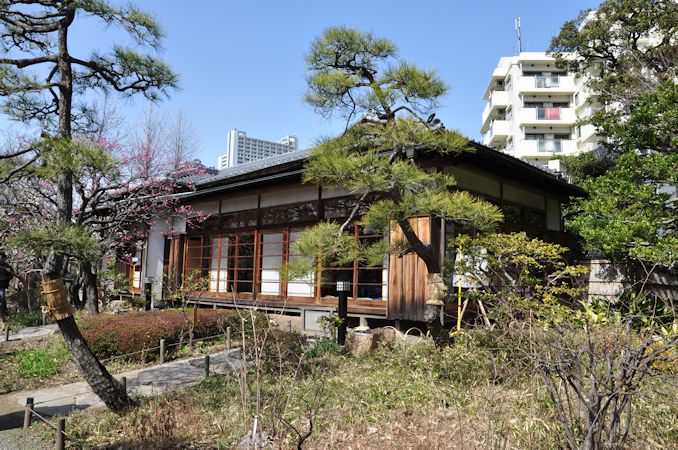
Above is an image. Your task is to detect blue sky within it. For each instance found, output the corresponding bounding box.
[3,0,601,168]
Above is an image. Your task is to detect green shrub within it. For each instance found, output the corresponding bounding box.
[306,337,339,359]
[7,310,44,328]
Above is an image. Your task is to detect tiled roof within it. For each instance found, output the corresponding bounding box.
[188,149,311,186]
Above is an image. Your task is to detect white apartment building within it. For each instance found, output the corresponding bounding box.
[481,52,600,167]
[217,129,298,170]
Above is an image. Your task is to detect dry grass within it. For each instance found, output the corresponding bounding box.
[29,330,678,449]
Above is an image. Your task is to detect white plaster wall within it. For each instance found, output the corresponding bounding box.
[260,185,318,207]
[503,184,545,210]
[444,167,501,198]
[221,194,258,212]
[189,200,220,216]
[145,220,170,304]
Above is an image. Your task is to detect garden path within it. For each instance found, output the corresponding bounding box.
[3,324,58,342]
[0,348,244,432]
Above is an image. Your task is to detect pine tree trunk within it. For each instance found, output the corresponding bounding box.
[56,315,134,412]
[40,9,135,415]
[82,262,99,315]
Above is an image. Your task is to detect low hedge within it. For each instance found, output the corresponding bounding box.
[79,310,235,360]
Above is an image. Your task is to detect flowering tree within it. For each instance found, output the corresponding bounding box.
[2,118,207,314]
[0,0,178,413]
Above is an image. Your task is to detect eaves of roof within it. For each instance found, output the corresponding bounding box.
[177,142,586,200]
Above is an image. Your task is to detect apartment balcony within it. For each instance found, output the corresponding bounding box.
[481,91,511,128]
[519,107,576,124]
[481,119,511,146]
[518,75,575,93]
[515,139,577,156]
[578,123,598,143]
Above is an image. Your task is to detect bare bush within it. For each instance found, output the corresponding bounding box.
[534,322,677,450]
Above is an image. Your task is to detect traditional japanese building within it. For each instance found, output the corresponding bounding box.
[127,142,585,327]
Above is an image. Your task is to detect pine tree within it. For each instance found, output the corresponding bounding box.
[296,27,502,341]
[0,0,177,413]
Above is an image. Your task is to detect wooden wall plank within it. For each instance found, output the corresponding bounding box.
[387,216,431,321]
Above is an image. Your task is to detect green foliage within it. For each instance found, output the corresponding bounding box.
[305,26,444,118]
[56,325,678,449]
[305,338,340,359]
[579,292,677,332]
[256,329,308,374]
[316,313,343,336]
[6,310,44,328]
[566,151,677,267]
[0,1,178,124]
[451,233,588,324]
[558,151,614,184]
[299,28,502,276]
[16,339,69,378]
[10,223,101,262]
[594,80,678,153]
[288,222,356,274]
[549,0,677,154]
[98,259,131,299]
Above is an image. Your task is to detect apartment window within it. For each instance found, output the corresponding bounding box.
[537,107,561,120]
[575,126,581,139]
[525,133,544,140]
[538,139,563,153]
[524,101,569,108]
[574,92,580,106]
[535,75,560,88]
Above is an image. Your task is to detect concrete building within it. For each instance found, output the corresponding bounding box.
[481,52,601,167]
[217,129,298,170]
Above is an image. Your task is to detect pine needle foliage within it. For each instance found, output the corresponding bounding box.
[296,27,502,295]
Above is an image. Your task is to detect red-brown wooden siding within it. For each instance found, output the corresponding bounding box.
[387,217,430,321]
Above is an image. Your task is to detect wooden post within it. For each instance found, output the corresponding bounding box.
[56,418,65,450]
[159,338,166,364]
[337,280,350,345]
[121,376,127,394]
[42,313,46,326]
[287,320,292,333]
[4,326,9,342]
[204,355,210,378]
[242,322,246,351]
[226,326,231,350]
[23,397,33,429]
[190,304,197,349]
[477,299,493,330]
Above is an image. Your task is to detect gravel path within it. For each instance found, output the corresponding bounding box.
[0,348,244,448]
[0,427,53,450]
[2,324,58,342]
